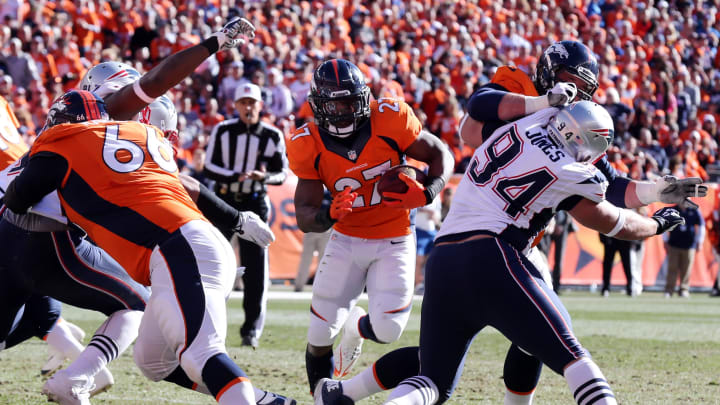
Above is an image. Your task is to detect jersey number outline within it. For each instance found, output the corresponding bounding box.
[333,160,393,207]
[102,124,177,173]
[467,126,557,218]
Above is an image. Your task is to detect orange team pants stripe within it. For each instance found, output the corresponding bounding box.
[215,376,251,401]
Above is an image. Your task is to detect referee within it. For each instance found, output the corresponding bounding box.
[203,83,288,348]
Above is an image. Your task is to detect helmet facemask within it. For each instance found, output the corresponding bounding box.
[308,59,372,138]
[534,41,599,102]
[546,101,614,164]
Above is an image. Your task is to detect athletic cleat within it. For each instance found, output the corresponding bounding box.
[41,347,66,377]
[42,369,94,405]
[241,335,259,349]
[256,389,297,405]
[333,306,366,378]
[314,378,354,405]
[89,367,114,397]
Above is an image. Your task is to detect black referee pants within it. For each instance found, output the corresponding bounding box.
[220,194,270,339]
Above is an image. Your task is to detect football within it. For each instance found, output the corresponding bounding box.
[377,164,427,199]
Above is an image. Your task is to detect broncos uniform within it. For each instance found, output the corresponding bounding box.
[409,109,607,403]
[0,96,148,357]
[288,97,419,348]
[4,116,256,402]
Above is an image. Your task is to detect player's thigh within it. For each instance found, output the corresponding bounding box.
[365,233,415,341]
[419,243,483,398]
[47,232,150,313]
[486,240,582,375]
[308,233,367,346]
[134,305,179,381]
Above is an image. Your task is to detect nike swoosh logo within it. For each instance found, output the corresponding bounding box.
[390,240,404,245]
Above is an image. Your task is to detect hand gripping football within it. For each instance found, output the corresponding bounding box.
[377,164,427,199]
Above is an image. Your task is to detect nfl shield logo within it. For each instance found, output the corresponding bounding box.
[348,150,357,160]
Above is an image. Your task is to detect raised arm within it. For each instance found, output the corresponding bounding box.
[105,18,255,120]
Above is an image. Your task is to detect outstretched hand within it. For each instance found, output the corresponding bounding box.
[652,207,685,235]
[211,17,256,51]
[658,176,708,209]
[235,211,275,247]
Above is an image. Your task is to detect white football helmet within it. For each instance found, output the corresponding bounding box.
[79,62,141,98]
[546,100,614,163]
[138,95,178,143]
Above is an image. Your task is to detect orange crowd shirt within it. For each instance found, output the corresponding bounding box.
[287,98,421,239]
[30,120,205,285]
[0,96,30,169]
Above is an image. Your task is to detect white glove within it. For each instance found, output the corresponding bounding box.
[636,175,708,208]
[210,17,255,51]
[546,82,577,107]
[235,211,275,247]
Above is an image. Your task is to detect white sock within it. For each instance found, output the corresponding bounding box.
[505,389,535,405]
[65,310,142,378]
[564,357,617,405]
[217,380,254,404]
[46,318,84,360]
[343,363,384,401]
[384,376,438,405]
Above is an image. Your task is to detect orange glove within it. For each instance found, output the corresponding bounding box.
[330,187,357,220]
[382,172,428,209]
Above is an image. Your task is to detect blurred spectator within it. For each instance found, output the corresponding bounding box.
[1,38,41,89]
[663,201,705,298]
[218,60,248,105]
[130,10,159,62]
[600,232,641,297]
[266,67,294,119]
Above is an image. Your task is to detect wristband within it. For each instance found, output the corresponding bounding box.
[132,80,156,104]
[604,208,626,237]
[422,175,446,205]
[524,95,550,114]
[315,205,336,231]
[200,36,220,55]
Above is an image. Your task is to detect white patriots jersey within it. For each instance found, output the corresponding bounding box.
[437,108,607,251]
[0,155,67,224]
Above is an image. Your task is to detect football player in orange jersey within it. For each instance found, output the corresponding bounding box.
[312,42,708,405]
[4,90,294,405]
[0,95,29,167]
[286,59,454,400]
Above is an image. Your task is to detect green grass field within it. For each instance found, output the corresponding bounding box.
[1,289,719,404]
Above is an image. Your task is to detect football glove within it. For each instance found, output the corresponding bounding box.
[235,211,275,247]
[210,17,256,51]
[547,82,578,107]
[382,172,428,209]
[651,207,685,235]
[330,187,357,221]
[637,175,708,209]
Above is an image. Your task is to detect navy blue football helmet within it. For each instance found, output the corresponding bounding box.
[44,90,109,130]
[308,59,371,138]
[534,40,599,101]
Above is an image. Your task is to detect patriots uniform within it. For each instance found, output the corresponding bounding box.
[287,98,420,349]
[438,108,607,252]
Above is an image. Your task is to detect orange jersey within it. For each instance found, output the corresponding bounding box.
[490,66,539,97]
[0,96,29,169]
[30,121,204,285]
[287,98,421,239]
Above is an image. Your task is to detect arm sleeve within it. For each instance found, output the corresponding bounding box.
[195,181,239,234]
[4,152,67,214]
[595,156,629,208]
[466,85,507,123]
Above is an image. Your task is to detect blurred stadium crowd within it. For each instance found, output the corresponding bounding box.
[1,0,720,180]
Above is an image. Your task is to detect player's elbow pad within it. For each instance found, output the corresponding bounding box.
[466,88,505,123]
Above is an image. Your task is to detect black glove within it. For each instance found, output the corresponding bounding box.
[651,207,685,235]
